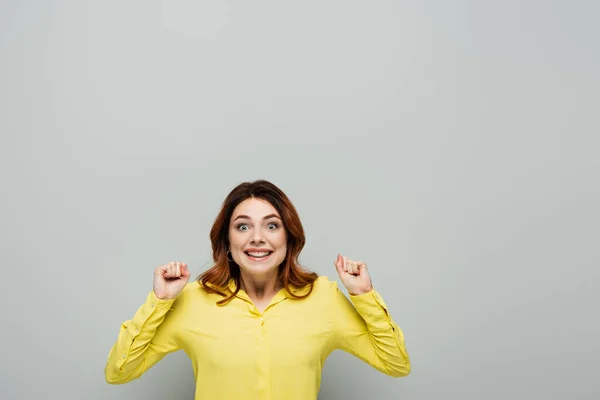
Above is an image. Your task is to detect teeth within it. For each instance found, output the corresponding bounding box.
[247,252,271,257]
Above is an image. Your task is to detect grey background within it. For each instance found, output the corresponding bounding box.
[1,1,598,399]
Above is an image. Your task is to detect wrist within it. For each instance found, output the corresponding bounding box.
[349,286,373,296]
[153,290,177,301]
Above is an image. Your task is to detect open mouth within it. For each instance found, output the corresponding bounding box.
[244,251,273,261]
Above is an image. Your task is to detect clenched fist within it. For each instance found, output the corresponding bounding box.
[153,261,191,300]
[334,253,373,296]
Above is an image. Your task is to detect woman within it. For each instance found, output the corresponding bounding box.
[105,180,411,399]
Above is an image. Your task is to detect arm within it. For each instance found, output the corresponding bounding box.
[331,283,411,377]
[104,290,180,384]
[105,261,190,384]
[330,253,411,377]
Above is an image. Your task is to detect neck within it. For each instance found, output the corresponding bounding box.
[239,270,283,301]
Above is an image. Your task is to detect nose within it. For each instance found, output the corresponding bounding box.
[250,230,266,244]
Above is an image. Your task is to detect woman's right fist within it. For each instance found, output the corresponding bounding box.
[153,261,191,300]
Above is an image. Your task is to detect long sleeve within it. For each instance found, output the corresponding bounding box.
[331,283,411,377]
[104,290,180,384]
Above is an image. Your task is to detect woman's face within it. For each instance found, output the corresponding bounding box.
[228,197,287,276]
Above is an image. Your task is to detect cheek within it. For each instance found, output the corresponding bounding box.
[228,230,245,249]
[274,232,287,249]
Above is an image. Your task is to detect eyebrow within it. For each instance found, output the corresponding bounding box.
[233,214,281,222]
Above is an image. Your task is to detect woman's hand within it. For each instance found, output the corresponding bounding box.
[153,261,191,300]
[334,253,373,295]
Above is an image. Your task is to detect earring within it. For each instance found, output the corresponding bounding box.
[227,249,234,262]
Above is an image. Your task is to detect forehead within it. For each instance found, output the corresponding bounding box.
[232,197,280,219]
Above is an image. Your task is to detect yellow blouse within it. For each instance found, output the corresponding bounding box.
[105,275,411,399]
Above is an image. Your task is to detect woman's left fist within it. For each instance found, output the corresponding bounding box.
[334,253,373,295]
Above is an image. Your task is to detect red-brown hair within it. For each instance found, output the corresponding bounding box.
[197,180,318,305]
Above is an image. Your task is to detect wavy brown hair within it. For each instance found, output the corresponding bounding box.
[197,180,318,305]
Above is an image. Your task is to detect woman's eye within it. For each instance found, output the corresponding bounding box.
[268,223,278,229]
[237,224,249,231]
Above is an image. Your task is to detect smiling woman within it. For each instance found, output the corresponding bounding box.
[199,180,319,309]
[104,179,411,400]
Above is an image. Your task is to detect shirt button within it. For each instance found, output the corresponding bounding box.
[122,355,126,359]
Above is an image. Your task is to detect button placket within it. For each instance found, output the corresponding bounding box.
[256,311,269,399]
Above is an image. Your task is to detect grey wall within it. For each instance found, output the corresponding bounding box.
[1,1,598,399]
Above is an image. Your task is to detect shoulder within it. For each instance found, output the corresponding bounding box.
[312,275,337,289]
[176,279,202,295]
[171,280,211,308]
[304,275,344,299]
